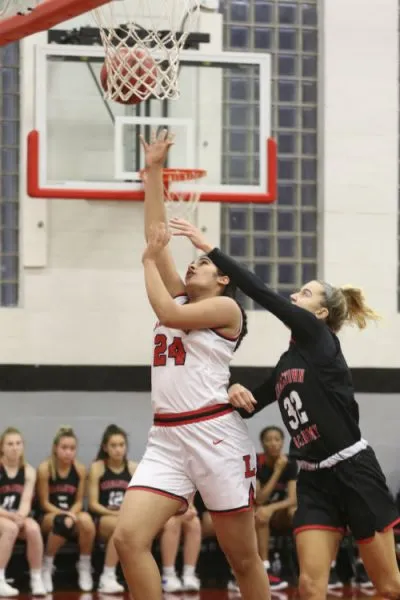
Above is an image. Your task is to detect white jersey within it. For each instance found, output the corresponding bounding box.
[151,295,239,414]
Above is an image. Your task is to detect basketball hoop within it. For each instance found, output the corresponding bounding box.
[92,0,201,103]
[140,167,206,219]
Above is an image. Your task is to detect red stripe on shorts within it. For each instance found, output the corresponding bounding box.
[154,403,234,427]
[294,525,345,535]
[358,517,400,544]
[127,486,188,514]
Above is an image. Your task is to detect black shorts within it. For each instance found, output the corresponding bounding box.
[193,491,208,520]
[293,446,400,542]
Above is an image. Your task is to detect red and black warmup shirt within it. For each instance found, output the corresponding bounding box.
[98,464,131,511]
[208,248,363,464]
[49,463,79,510]
[256,454,297,504]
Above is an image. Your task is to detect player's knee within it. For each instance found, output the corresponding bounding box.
[23,517,41,538]
[228,549,259,577]
[255,507,271,527]
[1,520,19,540]
[76,512,95,533]
[52,514,75,539]
[113,525,128,556]
[114,523,147,558]
[298,572,325,600]
[163,516,180,534]
[185,515,201,534]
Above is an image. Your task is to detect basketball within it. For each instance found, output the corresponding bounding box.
[100,48,158,105]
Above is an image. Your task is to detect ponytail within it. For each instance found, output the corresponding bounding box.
[320,280,380,332]
[95,424,128,465]
[341,285,380,330]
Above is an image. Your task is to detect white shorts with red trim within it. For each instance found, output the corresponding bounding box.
[129,404,256,514]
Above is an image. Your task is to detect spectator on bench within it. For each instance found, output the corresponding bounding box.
[160,504,201,593]
[88,424,137,594]
[37,426,95,593]
[0,427,46,597]
[255,426,297,590]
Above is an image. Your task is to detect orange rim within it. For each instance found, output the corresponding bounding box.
[140,168,207,183]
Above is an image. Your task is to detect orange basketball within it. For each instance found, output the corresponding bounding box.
[100,48,158,105]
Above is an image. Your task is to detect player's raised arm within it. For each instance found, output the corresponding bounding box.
[142,223,241,333]
[170,218,321,342]
[141,130,185,297]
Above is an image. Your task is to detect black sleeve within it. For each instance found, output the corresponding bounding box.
[236,372,277,419]
[208,248,322,343]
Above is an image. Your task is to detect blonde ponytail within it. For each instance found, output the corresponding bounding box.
[320,281,380,333]
[340,286,380,330]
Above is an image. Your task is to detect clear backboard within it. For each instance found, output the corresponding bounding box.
[26,44,276,203]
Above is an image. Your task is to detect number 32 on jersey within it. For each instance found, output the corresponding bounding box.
[153,334,187,367]
[282,390,309,430]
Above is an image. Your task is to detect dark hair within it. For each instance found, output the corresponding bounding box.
[259,426,285,444]
[96,424,128,464]
[217,270,248,351]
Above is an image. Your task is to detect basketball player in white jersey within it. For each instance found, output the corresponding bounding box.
[114,130,270,600]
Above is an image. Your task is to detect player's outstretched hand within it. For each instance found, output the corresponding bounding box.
[142,222,171,262]
[140,128,174,168]
[228,383,257,413]
[169,218,214,253]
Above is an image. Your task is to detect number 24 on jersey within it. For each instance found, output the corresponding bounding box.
[153,334,187,367]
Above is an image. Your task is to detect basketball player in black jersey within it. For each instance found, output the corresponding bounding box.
[88,424,136,594]
[171,218,400,600]
[0,427,46,597]
[37,426,95,593]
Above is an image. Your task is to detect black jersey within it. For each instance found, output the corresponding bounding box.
[98,464,131,511]
[257,457,297,504]
[0,464,24,512]
[49,463,79,510]
[208,248,362,463]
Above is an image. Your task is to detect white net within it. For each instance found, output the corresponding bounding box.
[141,168,206,220]
[92,0,201,103]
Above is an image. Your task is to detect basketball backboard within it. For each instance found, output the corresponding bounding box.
[26,43,276,203]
